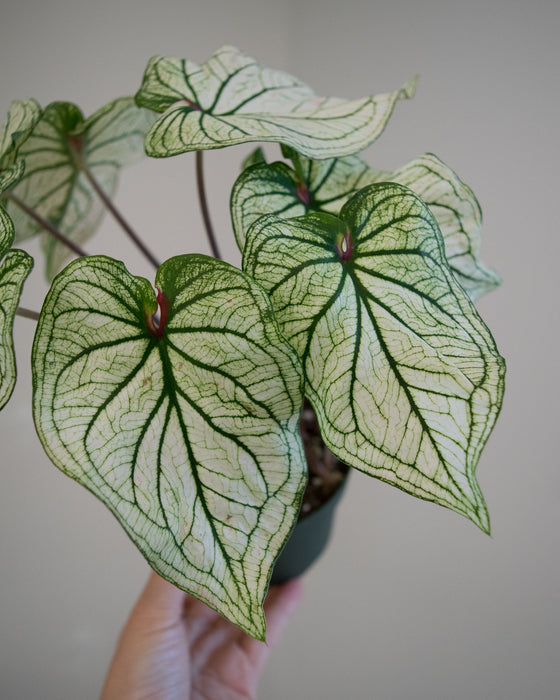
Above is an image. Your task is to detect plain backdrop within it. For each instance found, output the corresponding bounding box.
[0,1,558,698]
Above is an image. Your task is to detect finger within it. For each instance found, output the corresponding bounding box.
[131,569,188,626]
[264,577,304,647]
[242,577,304,668]
[136,570,233,640]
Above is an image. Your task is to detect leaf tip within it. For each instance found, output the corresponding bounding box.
[401,74,419,99]
[465,494,491,535]
[478,506,491,536]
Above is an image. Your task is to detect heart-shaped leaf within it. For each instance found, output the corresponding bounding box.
[231,148,378,250]
[243,183,505,531]
[232,148,499,300]
[0,207,33,409]
[0,99,41,194]
[135,45,416,159]
[6,97,154,278]
[32,254,306,639]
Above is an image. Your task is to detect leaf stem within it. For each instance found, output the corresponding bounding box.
[80,164,161,270]
[196,151,221,260]
[16,306,40,322]
[4,192,88,258]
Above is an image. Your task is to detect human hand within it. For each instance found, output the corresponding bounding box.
[100,570,303,700]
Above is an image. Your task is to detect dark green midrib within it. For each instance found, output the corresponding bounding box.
[263,237,479,510]
[208,59,256,113]
[298,269,346,369]
[154,59,191,104]
[349,269,474,507]
[157,341,252,605]
[255,243,430,468]
[170,94,376,149]
[161,348,268,499]
[297,268,460,476]
[55,322,255,615]
[180,58,204,107]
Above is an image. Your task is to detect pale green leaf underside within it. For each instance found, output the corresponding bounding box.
[244,183,505,531]
[7,98,153,278]
[0,160,25,195]
[0,99,42,194]
[135,45,416,158]
[32,254,306,639]
[232,150,499,300]
[0,207,14,253]
[0,207,33,408]
[241,146,266,171]
[0,99,41,168]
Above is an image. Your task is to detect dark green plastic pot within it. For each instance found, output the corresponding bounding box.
[271,472,349,585]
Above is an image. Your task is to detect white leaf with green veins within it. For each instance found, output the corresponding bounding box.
[244,183,505,531]
[384,154,500,300]
[231,148,378,250]
[232,148,500,300]
[0,207,33,408]
[32,254,306,639]
[135,45,416,159]
[0,98,42,194]
[7,98,154,278]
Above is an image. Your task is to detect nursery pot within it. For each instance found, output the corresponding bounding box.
[271,469,349,584]
[271,399,350,584]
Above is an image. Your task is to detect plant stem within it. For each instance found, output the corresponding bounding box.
[196,151,221,260]
[81,165,160,270]
[16,306,40,322]
[5,192,87,258]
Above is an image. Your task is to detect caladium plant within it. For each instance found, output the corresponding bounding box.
[0,45,505,640]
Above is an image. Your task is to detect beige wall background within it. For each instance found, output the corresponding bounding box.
[1,0,558,698]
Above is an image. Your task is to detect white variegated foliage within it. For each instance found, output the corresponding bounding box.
[32,254,306,639]
[0,98,42,194]
[0,207,33,408]
[244,183,505,531]
[135,45,416,159]
[232,148,500,300]
[7,98,154,278]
